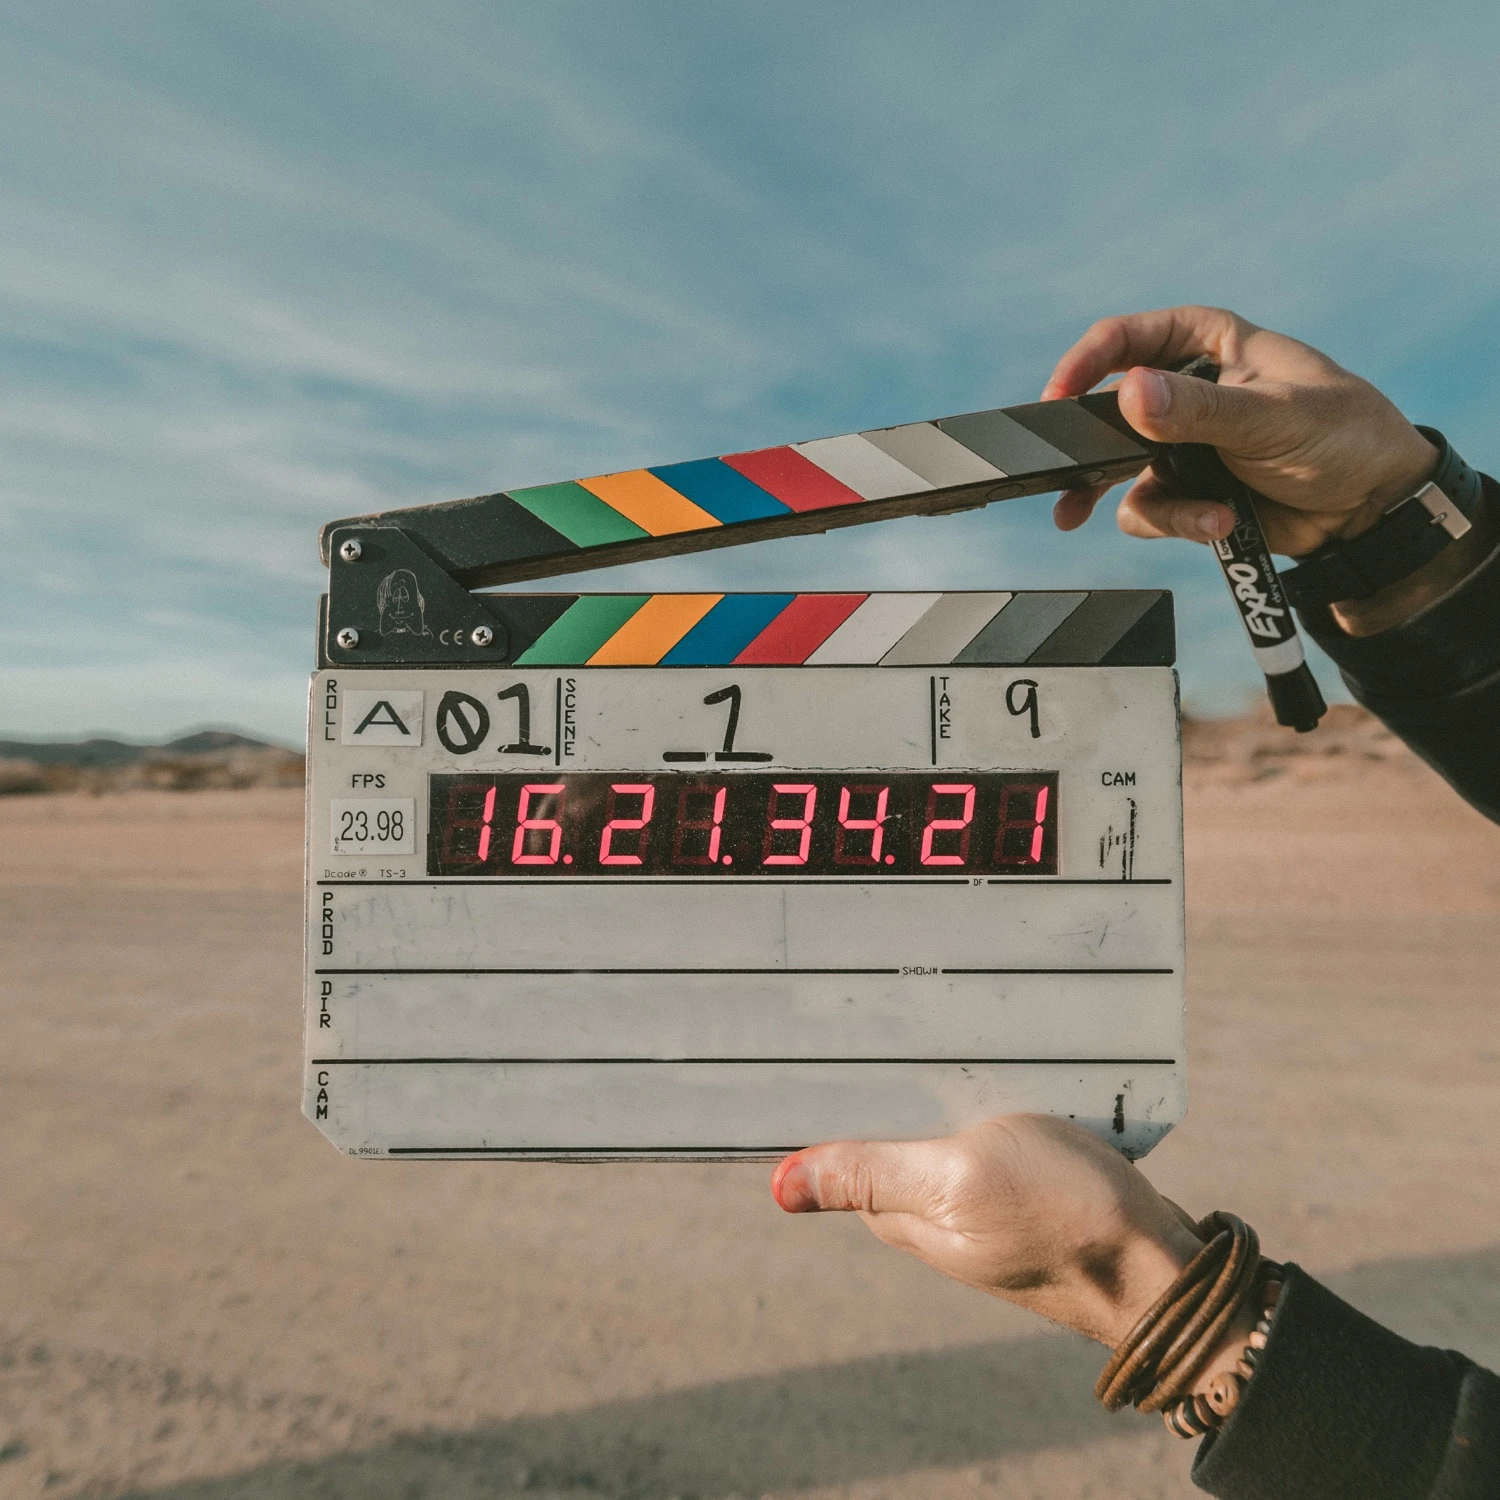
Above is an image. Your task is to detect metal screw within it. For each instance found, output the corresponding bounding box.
[471,625,495,647]
[336,627,360,649]
[338,538,362,563]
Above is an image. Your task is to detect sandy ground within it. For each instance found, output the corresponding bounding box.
[2,757,1498,1500]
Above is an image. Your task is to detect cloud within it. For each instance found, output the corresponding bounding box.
[2,1,1497,740]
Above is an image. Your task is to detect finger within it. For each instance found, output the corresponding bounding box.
[771,1138,943,1216]
[1042,305,1246,398]
[1052,483,1109,531]
[1116,365,1285,453]
[1117,475,1235,542]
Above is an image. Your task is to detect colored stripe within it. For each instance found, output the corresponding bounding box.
[955,592,1087,664]
[577,470,721,536]
[489,595,578,662]
[879,592,1014,666]
[936,410,1074,477]
[1021,591,1171,665]
[506,481,649,548]
[515,595,649,665]
[661,594,795,665]
[804,594,943,664]
[647,459,790,524]
[1004,401,1148,466]
[792,435,933,500]
[587,594,722,665]
[721,447,865,513]
[733,593,868,663]
[860,422,1007,486]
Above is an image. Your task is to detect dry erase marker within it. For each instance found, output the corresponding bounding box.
[1153,357,1327,733]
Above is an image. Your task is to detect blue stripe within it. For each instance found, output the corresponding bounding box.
[648,458,790,524]
[661,593,796,665]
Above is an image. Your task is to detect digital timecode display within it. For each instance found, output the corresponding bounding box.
[427,771,1058,877]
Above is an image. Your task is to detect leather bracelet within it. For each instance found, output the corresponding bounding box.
[1280,427,1483,610]
[1096,1212,1280,1434]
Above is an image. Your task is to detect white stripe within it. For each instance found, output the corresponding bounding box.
[804,593,945,664]
[793,434,935,500]
[879,592,1014,665]
[1250,635,1306,674]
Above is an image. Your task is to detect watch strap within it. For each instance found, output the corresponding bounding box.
[1280,428,1483,610]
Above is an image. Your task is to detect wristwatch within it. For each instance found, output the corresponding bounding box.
[1279,427,1484,610]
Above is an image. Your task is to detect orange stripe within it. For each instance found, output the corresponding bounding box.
[577,470,721,537]
[586,594,723,665]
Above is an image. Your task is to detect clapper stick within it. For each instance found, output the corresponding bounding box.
[319,385,1322,729]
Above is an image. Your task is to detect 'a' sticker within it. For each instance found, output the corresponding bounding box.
[341,690,425,746]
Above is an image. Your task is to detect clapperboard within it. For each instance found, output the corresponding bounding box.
[305,391,1185,1160]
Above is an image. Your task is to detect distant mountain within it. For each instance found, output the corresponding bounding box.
[0,730,304,793]
[0,730,292,768]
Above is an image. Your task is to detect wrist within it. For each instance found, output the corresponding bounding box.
[1330,428,1440,541]
[1090,1222,1205,1348]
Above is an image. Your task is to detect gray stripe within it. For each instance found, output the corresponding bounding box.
[954,593,1087,664]
[879,592,1013,665]
[1026,592,1159,664]
[935,409,1074,477]
[1005,400,1150,465]
[860,423,1007,485]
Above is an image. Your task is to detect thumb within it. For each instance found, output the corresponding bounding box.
[1117,365,1284,453]
[771,1139,937,1215]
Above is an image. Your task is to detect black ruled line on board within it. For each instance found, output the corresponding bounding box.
[317,877,1172,888]
[313,1056,1178,1066]
[386,1146,811,1155]
[323,877,973,886]
[313,966,1172,976]
[315,966,902,976]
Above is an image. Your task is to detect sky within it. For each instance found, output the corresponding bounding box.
[3,1,1500,746]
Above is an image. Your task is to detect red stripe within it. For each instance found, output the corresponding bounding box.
[733,594,868,664]
[721,446,865,513]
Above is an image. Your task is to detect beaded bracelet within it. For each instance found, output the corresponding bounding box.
[1162,1276,1283,1438]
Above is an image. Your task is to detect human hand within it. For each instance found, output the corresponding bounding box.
[771,1114,1204,1348]
[1041,305,1438,558]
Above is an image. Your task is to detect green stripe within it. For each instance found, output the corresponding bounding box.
[506,481,649,548]
[515,595,650,664]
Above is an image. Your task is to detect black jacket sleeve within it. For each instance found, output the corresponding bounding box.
[1193,477,1500,1496]
[1192,1267,1500,1499]
[1297,475,1500,824]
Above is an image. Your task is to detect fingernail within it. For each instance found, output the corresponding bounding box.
[1197,507,1230,539]
[773,1159,819,1213]
[1138,369,1171,420]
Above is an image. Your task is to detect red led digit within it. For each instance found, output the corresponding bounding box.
[920,783,976,866]
[994,781,1051,866]
[673,781,728,865]
[834,784,890,866]
[599,783,656,866]
[763,783,816,865]
[512,783,566,865]
[476,784,498,863]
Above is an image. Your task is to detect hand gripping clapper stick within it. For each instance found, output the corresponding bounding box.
[306,391,1194,1161]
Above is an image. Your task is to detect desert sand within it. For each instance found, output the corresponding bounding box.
[2,739,1498,1499]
